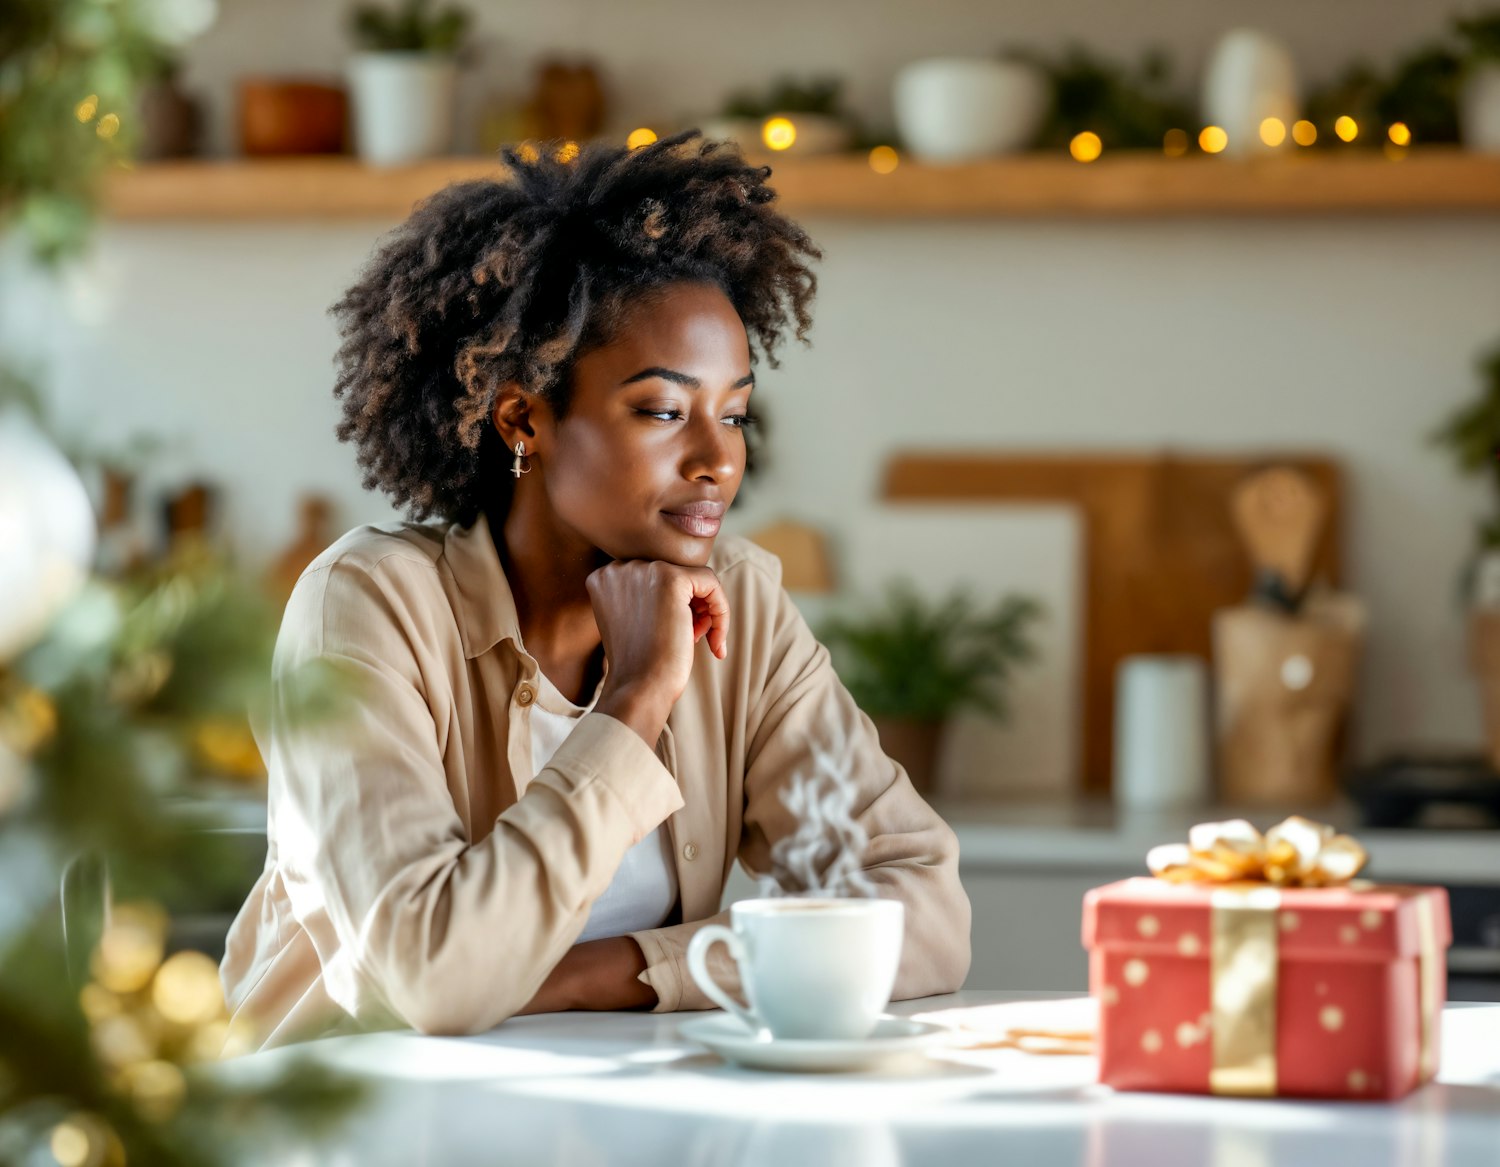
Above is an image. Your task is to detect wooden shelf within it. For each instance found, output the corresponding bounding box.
[104,148,1500,221]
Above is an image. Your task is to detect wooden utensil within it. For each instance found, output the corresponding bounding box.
[1230,466,1328,611]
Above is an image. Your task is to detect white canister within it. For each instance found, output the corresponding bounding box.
[892,57,1048,162]
[1201,29,1299,157]
[1462,63,1500,153]
[348,52,458,166]
[1113,654,1211,808]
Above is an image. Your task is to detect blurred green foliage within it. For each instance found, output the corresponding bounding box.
[349,0,472,53]
[819,580,1042,722]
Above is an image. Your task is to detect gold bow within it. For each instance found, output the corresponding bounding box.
[1146,816,1367,888]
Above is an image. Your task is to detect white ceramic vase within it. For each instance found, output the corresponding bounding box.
[892,57,1048,162]
[348,52,458,166]
[1462,63,1500,153]
[1201,29,1299,157]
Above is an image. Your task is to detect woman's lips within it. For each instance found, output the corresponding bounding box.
[662,511,722,538]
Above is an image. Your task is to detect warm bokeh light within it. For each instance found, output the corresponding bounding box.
[868,144,899,174]
[50,1121,93,1167]
[626,127,657,149]
[1292,120,1318,146]
[1070,131,1103,163]
[1335,116,1359,143]
[1162,128,1189,157]
[762,116,796,151]
[1259,117,1287,147]
[75,94,98,123]
[515,141,540,163]
[1199,126,1228,154]
[152,950,226,1026]
[95,112,120,140]
[122,1059,188,1122]
[91,903,167,994]
[1388,122,1412,147]
[554,140,579,163]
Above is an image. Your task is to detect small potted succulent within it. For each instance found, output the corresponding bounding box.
[1431,338,1500,764]
[818,580,1041,796]
[1457,11,1500,152]
[347,0,472,165]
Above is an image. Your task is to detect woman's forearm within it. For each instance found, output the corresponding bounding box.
[514,936,658,1016]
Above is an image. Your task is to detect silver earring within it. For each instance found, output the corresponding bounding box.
[511,440,532,478]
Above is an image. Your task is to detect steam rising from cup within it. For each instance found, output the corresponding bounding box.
[756,742,877,900]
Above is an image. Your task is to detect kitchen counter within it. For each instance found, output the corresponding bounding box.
[222,991,1500,1166]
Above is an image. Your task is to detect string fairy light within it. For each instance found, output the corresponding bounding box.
[1388,122,1412,147]
[761,116,796,151]
[1335,115,1359,143]
[1199,126,1228,154]
[1069,131,1102,163]
[626,127,657,149]
[1259,117,1287,147]
[868,144,899,174]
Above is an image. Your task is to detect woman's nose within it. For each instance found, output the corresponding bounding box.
[683,411,740,482]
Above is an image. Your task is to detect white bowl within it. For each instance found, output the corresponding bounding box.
[893,57,1048,162]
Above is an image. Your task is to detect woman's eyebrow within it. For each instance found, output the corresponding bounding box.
[619,367,755,390]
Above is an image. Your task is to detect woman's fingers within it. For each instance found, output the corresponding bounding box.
[684,567,730,659]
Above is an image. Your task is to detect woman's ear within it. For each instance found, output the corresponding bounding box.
[491,382,546,452]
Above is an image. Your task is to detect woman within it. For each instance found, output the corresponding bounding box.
[221,130,971,1049]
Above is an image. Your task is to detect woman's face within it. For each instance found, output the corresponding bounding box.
[528,281,754,568]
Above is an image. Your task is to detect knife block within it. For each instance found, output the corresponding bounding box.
[1212,592,1365,805]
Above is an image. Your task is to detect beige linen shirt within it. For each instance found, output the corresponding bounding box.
[221,511,971,1049]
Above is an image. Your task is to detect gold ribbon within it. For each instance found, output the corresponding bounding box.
[1147,816,1368,888]
[1209,885,1280,1096]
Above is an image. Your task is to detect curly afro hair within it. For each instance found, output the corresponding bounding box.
[329,128,822,526]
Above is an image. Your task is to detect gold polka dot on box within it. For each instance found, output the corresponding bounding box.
[1082,877,1451,1100]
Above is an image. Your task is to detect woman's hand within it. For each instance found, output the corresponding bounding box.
[586,559,729,745]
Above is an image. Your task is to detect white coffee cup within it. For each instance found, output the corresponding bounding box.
[686,896,904,1040]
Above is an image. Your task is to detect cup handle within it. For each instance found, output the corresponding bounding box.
[686,924,759,1032]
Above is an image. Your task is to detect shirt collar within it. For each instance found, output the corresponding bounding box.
[443,509,524,661]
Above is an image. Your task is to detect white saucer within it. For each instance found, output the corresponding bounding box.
[678,1014,953,1072]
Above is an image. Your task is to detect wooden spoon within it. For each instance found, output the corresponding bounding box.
[1231,466,1327,611]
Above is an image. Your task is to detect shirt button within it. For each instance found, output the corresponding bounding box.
[683,842,699,861]
[515,685,535,707]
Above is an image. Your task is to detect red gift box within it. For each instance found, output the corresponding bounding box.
[1082,876,1450,1100]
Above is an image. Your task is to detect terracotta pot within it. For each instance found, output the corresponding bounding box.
[1469,609,1500,768]
[869,716,944,796]
[238,79,348,156]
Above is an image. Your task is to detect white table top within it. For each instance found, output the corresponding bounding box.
[228,991,1500,1166]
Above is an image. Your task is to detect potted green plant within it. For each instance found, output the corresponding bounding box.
[1457,11,1500,152]
[347,0,473,165]
[818,580,1041,795]
[1431,338,1500,764]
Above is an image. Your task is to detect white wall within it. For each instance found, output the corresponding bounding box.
[4,2,1498,797]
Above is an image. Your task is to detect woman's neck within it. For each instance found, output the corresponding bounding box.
[492,492,609,680]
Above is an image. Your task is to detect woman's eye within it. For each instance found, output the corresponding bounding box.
[637,409,757,428]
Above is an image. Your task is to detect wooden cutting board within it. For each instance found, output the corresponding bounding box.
[882,451,1343,795]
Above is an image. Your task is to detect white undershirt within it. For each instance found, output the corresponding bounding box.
[524,666,679,944]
